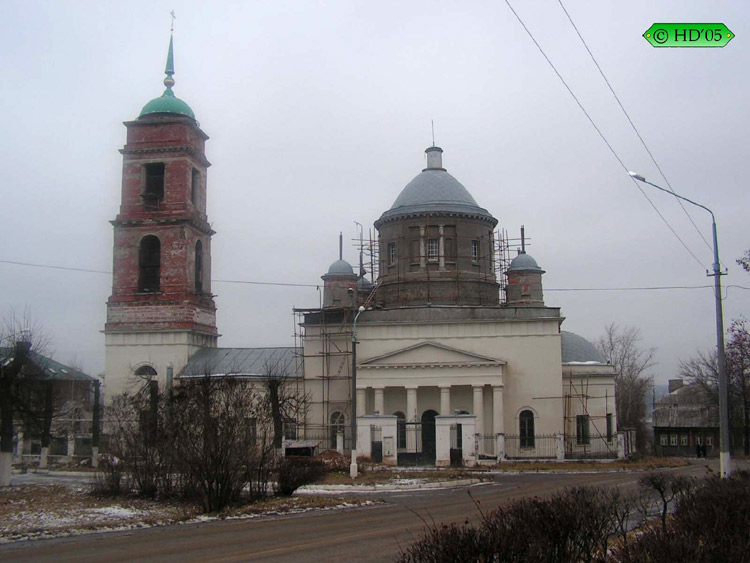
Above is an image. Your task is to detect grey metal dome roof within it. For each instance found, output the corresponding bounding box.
[507,252,544,273]
[376,147,496,226]
[561,332,606,364]
[325,259,355,276]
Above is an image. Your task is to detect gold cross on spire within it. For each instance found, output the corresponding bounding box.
[170,10,176,32]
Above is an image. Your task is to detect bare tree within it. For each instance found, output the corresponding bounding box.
[263,360,307,449]
[737,249,750,273]
[597,323,655,450]
[0,310,53,485]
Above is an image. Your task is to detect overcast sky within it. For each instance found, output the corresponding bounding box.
[1,1,748,385]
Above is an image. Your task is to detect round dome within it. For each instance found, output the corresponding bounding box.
[507,252,543,273]
[326,259,355,276]
[561,332,606,364]
[375,147,496,226]
[357,276,373,290]
[140,91,195,120]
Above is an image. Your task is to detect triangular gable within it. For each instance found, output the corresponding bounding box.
[360,341,505,369]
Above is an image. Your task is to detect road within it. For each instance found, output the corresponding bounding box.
[0,461,720,562]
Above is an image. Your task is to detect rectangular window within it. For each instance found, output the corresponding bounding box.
[706,436,713,447]
[670,434,678,446]
[576,415,590,445]
[606,413,613,442]
[143,163,165,202]
[191,168,200,207]
[660,434,668,446]
[681,434,689,446]
[696,436,703,446]
[471,240,479,262]
[428,239,439,260]
[388,242,396,265]
[283,418,297,441]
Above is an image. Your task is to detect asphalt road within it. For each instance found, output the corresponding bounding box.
[0,461,721,563]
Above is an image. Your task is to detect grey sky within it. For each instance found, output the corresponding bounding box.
[1,1,748,385]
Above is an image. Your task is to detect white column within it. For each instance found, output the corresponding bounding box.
[374,387,385,415]
[356,388,366,417]
[406,387,418,422]
[419,226,426,268]
[439,386,451,415]
[492,385,504,434]
[473,385,484,436]
[438,225,446,270]
[67,434,75,458]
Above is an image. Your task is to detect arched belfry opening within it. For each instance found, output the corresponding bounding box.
[138,235,161,292]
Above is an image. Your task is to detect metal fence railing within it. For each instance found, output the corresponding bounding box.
[476,435,496,459]
[564,434,617,459]
[504,434,558,459]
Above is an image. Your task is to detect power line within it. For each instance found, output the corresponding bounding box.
[502,0,706,269]
[2,258,747,293]
[556,0,714,255]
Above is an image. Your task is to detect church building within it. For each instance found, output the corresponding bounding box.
[104,36,622,465]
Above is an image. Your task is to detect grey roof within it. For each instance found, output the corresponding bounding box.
[507,252,544,273]
[179,347,302,378]
[0,347,96,381]
[325,259,355,277]
[376,169,496,225]
[560,332,606,364]
[653,387,719,428]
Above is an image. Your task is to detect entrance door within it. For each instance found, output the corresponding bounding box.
[421,410,438,463]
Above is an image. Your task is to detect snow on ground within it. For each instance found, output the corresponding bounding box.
[0,484,378,544]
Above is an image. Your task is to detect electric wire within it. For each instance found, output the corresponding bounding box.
[502,0,706,269]
[557,0,714,255]
[2,258,747,292]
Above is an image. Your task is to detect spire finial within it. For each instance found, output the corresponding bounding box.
[163,12,176,95]
[431,120,435,147]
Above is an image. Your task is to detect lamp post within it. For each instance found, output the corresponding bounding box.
[628,171,731,477]
[350,305,366,479]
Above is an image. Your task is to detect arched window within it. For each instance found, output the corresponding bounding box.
[138,236,161,292]
[394,411,406,450]
[520,410,535,448]
[134,365,157,379]
[330,411,346,449]
[195,240,203,293]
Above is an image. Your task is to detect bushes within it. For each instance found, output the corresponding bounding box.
[276,457,326,496]
[399,472,750,563]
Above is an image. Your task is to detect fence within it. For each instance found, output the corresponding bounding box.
[564,434,617,459]
[504,434,559,459]
[476,434,495,459]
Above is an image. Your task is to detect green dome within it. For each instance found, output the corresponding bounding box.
[138,34,195,120]
[139,90,195,120]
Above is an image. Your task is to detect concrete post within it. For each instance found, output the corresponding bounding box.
[0,453,10,487]
[356,388,366,417]
[374,387,384,415]
[439,386,451,416]
[91,447,99,469]
[617,432,626,459]
[472,386,484,436]
[336,431,344,455]
[556,433,565,461]
[40,447,49,469]
[67,434,76,460]
[496,433,506,462]
[492,385,504,434]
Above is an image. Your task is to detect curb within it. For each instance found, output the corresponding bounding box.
[298,478,482,493]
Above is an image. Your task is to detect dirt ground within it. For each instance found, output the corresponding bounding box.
[0,484,377,543]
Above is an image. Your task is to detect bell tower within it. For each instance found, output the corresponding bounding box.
[104,33,218,399]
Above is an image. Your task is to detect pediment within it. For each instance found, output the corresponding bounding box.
[360,341,505,369]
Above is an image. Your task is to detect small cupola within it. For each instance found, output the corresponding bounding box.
[321,233,358,308]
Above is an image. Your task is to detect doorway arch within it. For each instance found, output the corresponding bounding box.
[421,409,438,462]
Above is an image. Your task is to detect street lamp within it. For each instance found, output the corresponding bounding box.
[628,171,731,477]
[350,304,366,479]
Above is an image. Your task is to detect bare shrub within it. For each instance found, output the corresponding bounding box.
[90,454,124,497]
[637,471,694,533]
[275,457,326,496]
[399,486,633,563]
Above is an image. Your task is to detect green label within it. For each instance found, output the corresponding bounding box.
[643,23,734,48]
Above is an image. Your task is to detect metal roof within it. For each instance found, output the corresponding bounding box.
[377,168,496,225]
[0,347,96,381]
[653,388,719,428]
[325,259,355,277]
[560,332,606,364]
[179,347,303,378]
[507,252,544,273]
